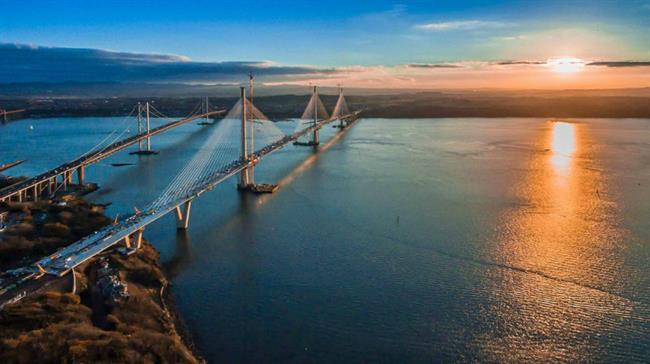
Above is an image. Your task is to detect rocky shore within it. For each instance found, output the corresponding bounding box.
[0,189,201,363]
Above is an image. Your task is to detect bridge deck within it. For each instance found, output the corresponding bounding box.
[0,112,359,312]
[23,113,359,277]
[0,110,224,201]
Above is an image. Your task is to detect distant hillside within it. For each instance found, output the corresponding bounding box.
[1,86,650,119]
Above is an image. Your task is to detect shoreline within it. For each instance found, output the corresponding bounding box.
[0,187,201,363]
[161,278,206,362]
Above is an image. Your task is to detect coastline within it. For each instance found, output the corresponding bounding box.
[0,187,201,363]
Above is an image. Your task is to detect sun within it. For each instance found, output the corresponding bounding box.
[547,57,585,73]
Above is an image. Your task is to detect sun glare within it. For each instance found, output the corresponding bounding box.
[547,57,585,73]
[550,121,577,172]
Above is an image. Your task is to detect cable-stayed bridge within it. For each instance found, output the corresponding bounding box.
[0,86,360,307]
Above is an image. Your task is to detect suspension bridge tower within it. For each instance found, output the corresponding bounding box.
[130,102,159,155]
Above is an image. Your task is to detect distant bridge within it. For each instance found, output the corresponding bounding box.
[0,109,26,124]
[0,85,360,307]
[0,101,225,203]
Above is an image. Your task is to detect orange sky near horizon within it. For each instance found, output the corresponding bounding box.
[268,61,650,90]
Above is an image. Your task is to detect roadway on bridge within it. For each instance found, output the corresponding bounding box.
[0,90,358,309]
[0,108,224,202]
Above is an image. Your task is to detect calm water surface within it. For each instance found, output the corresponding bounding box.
[1,117,650,362]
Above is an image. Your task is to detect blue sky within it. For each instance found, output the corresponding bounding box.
[2,0,650,88]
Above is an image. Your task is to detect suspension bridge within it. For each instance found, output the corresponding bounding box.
[0,108,26,124]
[0,85,360,308]
[0,100,224,203]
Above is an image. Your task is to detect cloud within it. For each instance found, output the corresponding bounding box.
[0,43,335,83]
[416,20,510,31]
[587,61,650,67]
[406,63,463,69]
[495,35,528,41]
[495,60,546,65]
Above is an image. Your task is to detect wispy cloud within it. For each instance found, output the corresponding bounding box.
[495,35,528,41]
[587,61,650,67]
[406,63,463,69]
[416,20,511,31]
[495,60,545,65]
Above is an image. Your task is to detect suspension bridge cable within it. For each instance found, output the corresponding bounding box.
[75,104,138,160]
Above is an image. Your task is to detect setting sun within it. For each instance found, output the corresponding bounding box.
[547,57,586,73]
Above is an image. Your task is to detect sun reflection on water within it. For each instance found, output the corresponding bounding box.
[550,122,577,173]
[480,120,630,361]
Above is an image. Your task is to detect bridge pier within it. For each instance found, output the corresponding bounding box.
[77,166,85,185]
[124,228,144,250]
[175,200,192,230]
[312,129,319,145]
[48,178,54,196]
[62,172,68,191]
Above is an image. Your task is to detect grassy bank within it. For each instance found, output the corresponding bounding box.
[0,196,201,363]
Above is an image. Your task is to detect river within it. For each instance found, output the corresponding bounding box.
[1,117,649,362]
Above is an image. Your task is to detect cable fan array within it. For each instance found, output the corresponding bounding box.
[147,97,285,211]
[145,89,351,213]
[331,92,350,120]
[294,91,330,134]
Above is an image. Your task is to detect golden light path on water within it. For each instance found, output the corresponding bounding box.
[550,121,576,173]
[479,120,639,361]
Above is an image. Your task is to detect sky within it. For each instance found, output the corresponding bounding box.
[2,0,650,90]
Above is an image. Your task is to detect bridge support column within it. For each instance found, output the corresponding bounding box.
[77,166,85,185]
[175,200,192,230]
[312,129,319,145]
[62,173,68,191]
[134,228,143,249]
[145,102,152,152]
[123,229,144,250]
[32,185,38,202]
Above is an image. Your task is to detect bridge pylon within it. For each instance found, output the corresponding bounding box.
[312,86,320,145]
[237,86,252,189]
[236,79,279,194]
[294,85,328,147]
[130,102,159,155]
